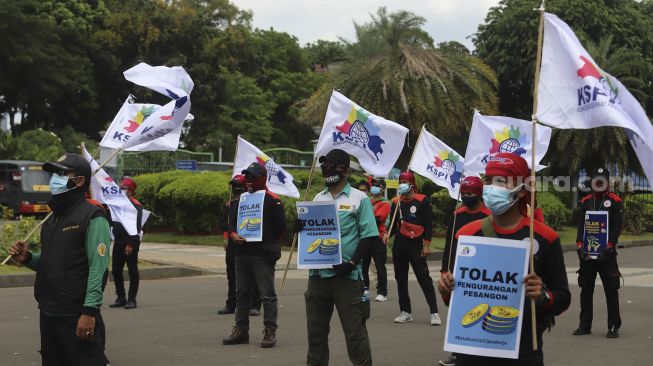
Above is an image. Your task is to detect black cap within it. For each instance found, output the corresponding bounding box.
[318,149,350,167]
[590,166,610,180]
[43,153,92,179]
[241,162,267,178]
[371,178,387,188]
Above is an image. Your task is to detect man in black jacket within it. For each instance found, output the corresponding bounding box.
[222,162,286,348]
[573,166,624,338]
[8,153,112,366]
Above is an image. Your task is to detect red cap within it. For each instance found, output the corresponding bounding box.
[485,153,531,216]
[399,171,416,187]
[230,174,246,186]
[120,177,137,193]
[460,176,483,196]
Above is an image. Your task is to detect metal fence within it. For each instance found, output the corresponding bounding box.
[116,149,214,178]
[263,148,314,167]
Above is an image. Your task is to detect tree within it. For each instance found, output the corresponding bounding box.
[300,7,499,154]
[304,40,347,70]
[13,129,64,162]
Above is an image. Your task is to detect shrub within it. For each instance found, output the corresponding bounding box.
[0,217,41,258]
[624,195,653,235]
[537,192,571,230]
[431,188,458,236]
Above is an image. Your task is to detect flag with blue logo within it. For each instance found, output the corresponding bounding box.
[464,111,552,177]
[234,136,300,198]
[408,126,464,199]
[536,13,653,188]
[315,91,409,177]
[82,147,139,236]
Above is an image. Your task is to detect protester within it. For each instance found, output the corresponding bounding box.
[438,176,490,366]
[301,148,378,366]
[108,177,143,310]
[573,166,624,338]
[217,174,262,316]
[362,177,390,302]
[222,162,286,348]
[438,153,571,365]
[7,153,112,365]
[385,171,441,325]
[357,179,370,195]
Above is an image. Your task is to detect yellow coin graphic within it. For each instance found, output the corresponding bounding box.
[239,219,249,230]
[248,218,261,225]
[307,239,322,253]
[461,303,490,328]
[321,238,339,247]
[489,306,520,319]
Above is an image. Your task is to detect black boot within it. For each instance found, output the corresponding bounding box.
[222,327,249,345]
[109,297,126,308]
[217,307,235,315]
[124,300,137,309]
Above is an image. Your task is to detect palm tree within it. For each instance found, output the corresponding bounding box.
[547,35,651,175]
[300,7,499,154]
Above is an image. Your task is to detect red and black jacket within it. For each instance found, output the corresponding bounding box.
[371,198,391,238]
[449,216,571,357]
[440,204,491,273]
[388,194,433,251]
[576,191,624,250]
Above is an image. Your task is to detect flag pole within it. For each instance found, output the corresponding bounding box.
[94,148,123,175]
[445,172,464,273]
[528,0,546,352]
[279,156,318,291]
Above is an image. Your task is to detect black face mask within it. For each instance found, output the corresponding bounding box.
[461,195,480,208]
[321,165,344,187]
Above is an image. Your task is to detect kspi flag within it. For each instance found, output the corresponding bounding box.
[82,147,138,235]
[100,97,194,151]
[234,136,300,198]
[117,63,194,151]
[464,111,552,177]
[536,13,653,186]
[315,91,409,177]
[408,126,464,199]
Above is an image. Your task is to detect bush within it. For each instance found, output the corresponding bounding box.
[0,217,41,257]
[624,195,653,235]
[537,192,571,231]
[0,204,14,220]
[431,188,458,236]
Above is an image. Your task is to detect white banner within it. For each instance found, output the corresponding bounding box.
[536,13,653,186]
[117,63,194,151]
[464,111,552,177]
[409,126,464,199]
[234,136,300,198]
[82,147,138,236]
[315,90,409,177]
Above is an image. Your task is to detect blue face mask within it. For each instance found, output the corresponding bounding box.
[49,174,73,195]
[482,184,522,215]
[370,186,382,195]
[398,183,412,195]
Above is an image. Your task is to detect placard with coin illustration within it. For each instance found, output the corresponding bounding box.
[444,235,529,359]
[583,210,609,259]
[296,201,342,269]
[236,190,266,242]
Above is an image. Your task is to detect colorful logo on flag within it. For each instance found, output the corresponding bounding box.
[576,55,620,108]
[333,106,385,161]
[427,150,463,187]
[124,106,158,133]
[256,155,288,184]
[489,126,528,156]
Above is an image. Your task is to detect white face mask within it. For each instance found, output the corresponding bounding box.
[482,184,523,215]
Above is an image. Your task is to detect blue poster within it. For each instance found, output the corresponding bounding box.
[444,236,530,359]
[583,211,609,259]
[296,201,342,269]
[237,190,266,242]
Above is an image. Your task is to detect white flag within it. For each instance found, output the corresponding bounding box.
[464,111,552,177]
[536,13,653,186]
[409,126,464,199]
[234,136,300,198]
[100,97,193,151]
[117,63,194,151]
[82,147,139,236]
[315,90,409,177]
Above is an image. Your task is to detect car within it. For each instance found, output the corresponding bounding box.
[0,160,51,218]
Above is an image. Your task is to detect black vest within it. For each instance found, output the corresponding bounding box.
[35,196,103,315]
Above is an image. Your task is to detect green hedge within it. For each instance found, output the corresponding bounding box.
[537,192,571,231]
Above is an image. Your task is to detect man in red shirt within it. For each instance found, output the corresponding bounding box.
[362,178,390,302]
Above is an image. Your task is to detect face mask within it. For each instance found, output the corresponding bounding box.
[461,195,480,208]
[398,183,412,195]
[322,165,343,187]
[50,174,75,195]
[482,184,522,215]
[370,186,382,195]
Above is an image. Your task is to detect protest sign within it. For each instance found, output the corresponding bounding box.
[583,211,609,259]
[236,190,266,242]
[296,201,342,269]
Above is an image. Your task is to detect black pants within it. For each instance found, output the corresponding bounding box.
[362,237,388,296]
[578,255,622,330]
[392,248,438,314]
[112,239,139,301]
[225,243,261,310]
[235,255,278,330]
[40,312,109,366]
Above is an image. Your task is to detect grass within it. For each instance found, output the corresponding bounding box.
[143,232,225,246]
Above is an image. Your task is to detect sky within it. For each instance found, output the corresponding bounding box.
[230,0,502,50]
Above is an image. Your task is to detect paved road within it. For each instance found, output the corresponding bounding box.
[2,247,652,365]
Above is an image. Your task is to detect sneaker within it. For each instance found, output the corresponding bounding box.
[124,300,137,309]
[222,327,249,345]
[394,311,413,323]
[261,327,277,348]
[374,294,388,302]
[249,309,260,316]
[431,313,442,326]
[606,326,619,338]
[109,297,126,308]
[572,327,591,335]
[438,354,456,366]
[217,307,235,315]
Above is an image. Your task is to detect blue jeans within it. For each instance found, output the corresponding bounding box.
[235,255,278,330]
